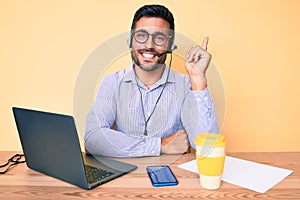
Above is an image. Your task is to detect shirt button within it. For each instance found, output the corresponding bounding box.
[196,98,201,102]
[204,96,208,101]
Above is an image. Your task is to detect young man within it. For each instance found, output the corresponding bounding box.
[84,4,219,157]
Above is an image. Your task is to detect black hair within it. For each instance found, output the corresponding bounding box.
[131,4,175,31]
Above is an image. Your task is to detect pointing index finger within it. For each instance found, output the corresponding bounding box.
[202,37,209,51]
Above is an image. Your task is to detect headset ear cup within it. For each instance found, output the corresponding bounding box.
[171,42,175,51]
[169,39,175,51]
[168,30,175,51]
[168,33,175,51]
[128,32,133,49]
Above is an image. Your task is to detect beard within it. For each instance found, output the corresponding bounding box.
[131,48,167,72]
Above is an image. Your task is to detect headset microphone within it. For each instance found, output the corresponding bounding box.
[157,51,170,57]
[157,45,177,57]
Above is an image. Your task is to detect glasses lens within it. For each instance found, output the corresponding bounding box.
[153,33,168,46]
[133,30,148,44]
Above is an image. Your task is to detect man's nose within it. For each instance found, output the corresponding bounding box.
[144,35,155,49]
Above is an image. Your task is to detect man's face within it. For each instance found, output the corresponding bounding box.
[131,17,171,72]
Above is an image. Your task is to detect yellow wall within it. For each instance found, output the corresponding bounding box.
[1,0,300,152]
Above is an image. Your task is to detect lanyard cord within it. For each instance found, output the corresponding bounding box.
[134,54,173,136]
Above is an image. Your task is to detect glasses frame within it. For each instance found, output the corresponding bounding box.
[0,154,26,174]
[132,29,172,46]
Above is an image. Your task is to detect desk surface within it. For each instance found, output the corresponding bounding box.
[0,151,299,200]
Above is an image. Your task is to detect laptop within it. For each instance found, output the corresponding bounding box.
[12,107,137,190]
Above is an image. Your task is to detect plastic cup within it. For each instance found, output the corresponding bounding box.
[194,133,226,190]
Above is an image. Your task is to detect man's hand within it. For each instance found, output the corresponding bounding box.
[161,129,189,154]
[185,37,212,91]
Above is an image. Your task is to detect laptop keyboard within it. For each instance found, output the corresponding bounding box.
[85,165,115,184]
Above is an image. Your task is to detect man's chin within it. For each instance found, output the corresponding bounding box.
[138,63,164,72]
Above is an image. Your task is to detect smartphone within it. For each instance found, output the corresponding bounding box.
[146,165,178,187]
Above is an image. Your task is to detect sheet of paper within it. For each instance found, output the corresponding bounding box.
[178,156,293,193]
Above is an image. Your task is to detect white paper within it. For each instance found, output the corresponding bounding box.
[178,156,293,193]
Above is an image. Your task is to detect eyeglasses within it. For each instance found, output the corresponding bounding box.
[132,29,171,46]
[0,154,26,174]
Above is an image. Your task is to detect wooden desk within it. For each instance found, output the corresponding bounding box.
[0,151,299,200]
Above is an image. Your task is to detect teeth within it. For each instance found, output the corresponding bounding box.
[142,53,155,58]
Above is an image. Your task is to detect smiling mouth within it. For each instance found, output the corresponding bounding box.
[142,52,156,59]
[137,49,158,59]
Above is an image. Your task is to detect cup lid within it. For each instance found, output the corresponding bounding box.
[194,133,226,147]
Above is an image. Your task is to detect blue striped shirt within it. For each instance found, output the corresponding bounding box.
[84,65,219,157]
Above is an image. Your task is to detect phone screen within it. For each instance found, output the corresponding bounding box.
[146,165,178,187]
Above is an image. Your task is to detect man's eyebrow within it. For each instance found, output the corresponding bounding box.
[154,31,167,35]
[134,29,168,35]
[134,29,147,32]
